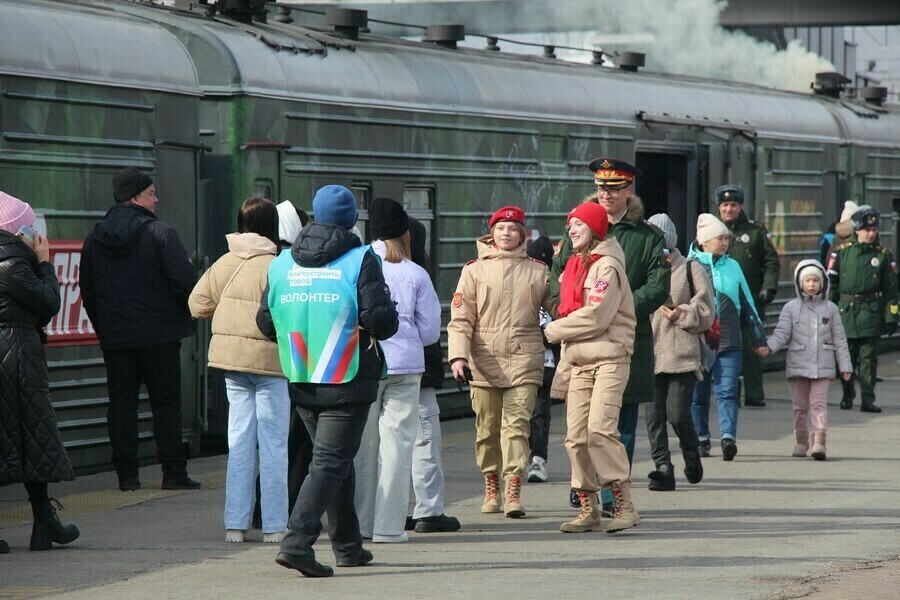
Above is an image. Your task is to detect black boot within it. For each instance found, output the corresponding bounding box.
[29,499,80,551]
[840,397,854,409]
[682,449,704,484]
[860,402,882,413]
[647,463,676,491]
[0,539,9,554]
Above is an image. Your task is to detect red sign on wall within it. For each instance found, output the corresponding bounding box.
[47,240,98,347]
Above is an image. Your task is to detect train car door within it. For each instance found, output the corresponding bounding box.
[635,145,697,255]
[155,141,204,457]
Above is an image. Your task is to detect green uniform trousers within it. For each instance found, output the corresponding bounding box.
[840,336,880,405]
[741,324,765,401]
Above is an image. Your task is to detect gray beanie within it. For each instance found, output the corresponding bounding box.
[648,213,677,249]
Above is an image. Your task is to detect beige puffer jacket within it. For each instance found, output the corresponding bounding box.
[189,233,282,377]
[545,238,636,372]
[650,248,716,378]
[447,235,553,388]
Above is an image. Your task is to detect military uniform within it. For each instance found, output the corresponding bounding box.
[719,188,780,407]
[827,237,900,411]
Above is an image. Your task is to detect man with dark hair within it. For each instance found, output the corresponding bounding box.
[81,167,200,492]
[716,184,781,408]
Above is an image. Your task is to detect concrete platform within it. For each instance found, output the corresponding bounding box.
[2,354,899,599]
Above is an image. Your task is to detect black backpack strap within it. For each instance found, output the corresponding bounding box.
[685,258,696,297]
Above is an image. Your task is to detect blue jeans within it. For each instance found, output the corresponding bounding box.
[600,402,639,506]
[691,349,742,442]
[224,372,290,533]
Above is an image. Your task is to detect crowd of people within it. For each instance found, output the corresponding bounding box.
[1,157,897,569]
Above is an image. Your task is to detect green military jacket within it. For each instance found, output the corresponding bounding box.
[550,196,671,404]
[724,211,780,313]
[827,239,900,339]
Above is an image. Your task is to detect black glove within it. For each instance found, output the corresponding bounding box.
[759,289,776,304]
[887,323,898,337]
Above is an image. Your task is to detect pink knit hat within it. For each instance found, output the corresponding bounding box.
[0,191,36,235]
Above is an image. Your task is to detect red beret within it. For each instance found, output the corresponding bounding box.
[489,205,525,228]
[567,202,609,240]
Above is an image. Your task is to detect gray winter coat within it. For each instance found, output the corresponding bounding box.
[766,259,852,380]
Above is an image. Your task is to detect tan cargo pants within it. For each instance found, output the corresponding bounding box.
[471,384,537,478]
[565,362,631,491]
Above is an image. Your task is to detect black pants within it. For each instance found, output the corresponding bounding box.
[646,372,700,467]
[280,401,370,562]
[528,366,556,461]
[103,341,187,481]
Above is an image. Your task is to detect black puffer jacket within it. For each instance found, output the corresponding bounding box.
[0,230,75,484]
[257,222,399,408]
[81,203,196,351]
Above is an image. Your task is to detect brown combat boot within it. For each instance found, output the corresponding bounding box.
[810,431,827,461]
[560,491,601,533]
[792,430,809,457]
[503,475,525,518]
[481,473,501,513]
[606,482,640,533]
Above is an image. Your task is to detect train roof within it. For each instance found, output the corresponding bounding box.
[0,0,200,95]
[4,0,900,149]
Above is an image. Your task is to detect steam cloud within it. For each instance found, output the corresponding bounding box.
[464,0,836,93]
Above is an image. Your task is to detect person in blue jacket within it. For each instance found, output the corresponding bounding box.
[688,214,766,461]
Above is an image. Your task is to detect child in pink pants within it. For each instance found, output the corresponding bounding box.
[758,260,852,460]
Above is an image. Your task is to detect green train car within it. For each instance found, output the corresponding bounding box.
[1,0,899,471]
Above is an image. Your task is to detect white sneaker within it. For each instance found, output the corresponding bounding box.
[225,530,245,543]
[372,532,409,543]
[263,531,287,543]
[526,456,549,483]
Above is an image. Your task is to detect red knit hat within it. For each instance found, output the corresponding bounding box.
[489,205,525,228]
[567,202,608,240]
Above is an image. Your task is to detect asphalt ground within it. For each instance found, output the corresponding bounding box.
[1,354,899,599]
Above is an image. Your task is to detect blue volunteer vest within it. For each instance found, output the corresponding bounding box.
[267,246,369,383]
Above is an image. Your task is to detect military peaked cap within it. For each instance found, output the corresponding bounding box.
[587,158,641,185]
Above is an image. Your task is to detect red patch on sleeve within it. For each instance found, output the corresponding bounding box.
[594,278,610,293]
[452,292,463,308]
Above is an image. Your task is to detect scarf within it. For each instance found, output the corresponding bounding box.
[558,253,602,317]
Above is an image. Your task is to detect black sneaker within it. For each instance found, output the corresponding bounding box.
[860,402,882,413]
[161,476,202,490]
[744,398,766,407]
[404,516,418,531]
[414,514,461,533]
[336,548,374,567]
[119,478,141,492]
[682,450,704,484]
[840,397,853,409]
[647,464,676,491]
[698,440,711,458]
[721,439,738,461]
[276,552,333,578]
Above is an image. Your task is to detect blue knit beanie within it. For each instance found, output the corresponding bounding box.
[312,185,357,230]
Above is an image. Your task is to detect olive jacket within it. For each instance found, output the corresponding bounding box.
[723,211,781,314]
[826,237,900,339]
[550,196,670,403]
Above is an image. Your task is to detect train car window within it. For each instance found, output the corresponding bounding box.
[253,181,272,200]
[351,184,371,242]
[403,188,433,211]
